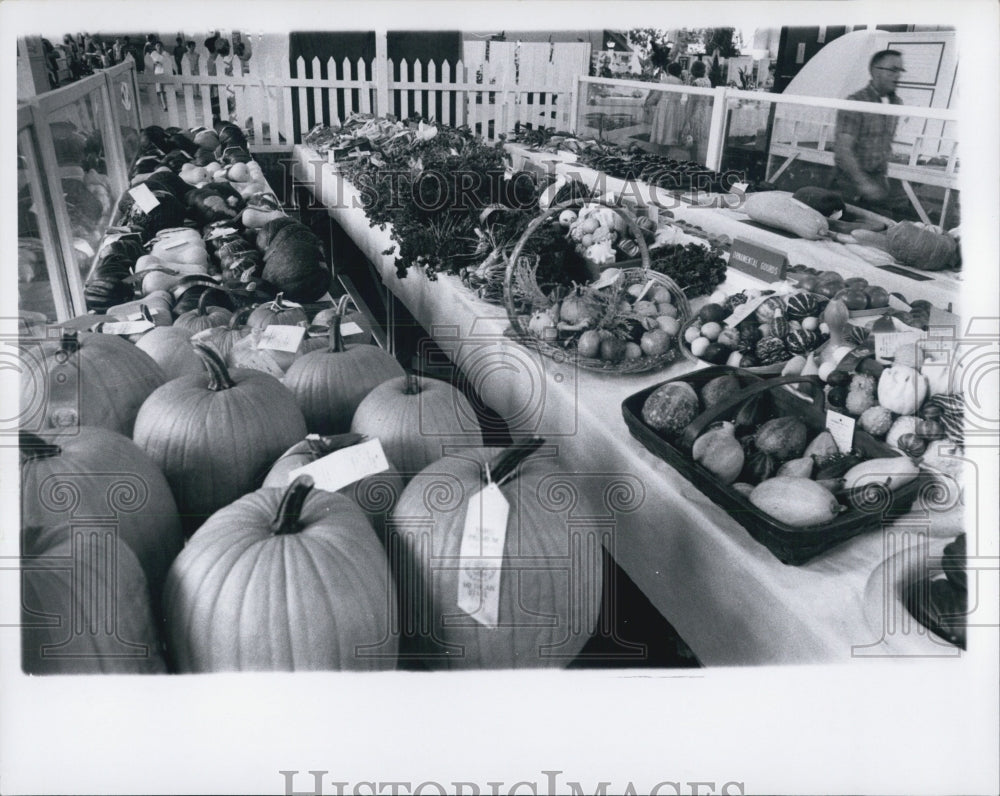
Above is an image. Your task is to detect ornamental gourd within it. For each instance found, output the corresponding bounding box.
[132,341,307,534]
[21,525,167,674]
[19,330,166,437]
[164,475,397,672]
[20,428,184,605]
[351,374,485,481]
[391,440,603,669]
[877,364,929,416]
[262,433,405,544]
[282,296,406,434]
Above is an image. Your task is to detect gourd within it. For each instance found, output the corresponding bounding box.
[21,526,167,674]
[351,374,485,481]
[163,475,397,672]
[877,364,929,416]
[262,433,405,543]
[20,428,184,605]
[754,416,808,461]
[743,191,829,240]
[282,296,405,434]
[135,326,204,381]
[19,330,166,437]
[885,222,959,271]
[135,254,208,295]
[173,290,233,333]
[132,341,308,534]
[391,440,603,669]
[691,422,744,484]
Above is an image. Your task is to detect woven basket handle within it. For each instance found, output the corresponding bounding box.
[503,199,652,341]
[678,375,825,453]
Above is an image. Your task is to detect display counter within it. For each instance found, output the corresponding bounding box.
[293,143,967,666]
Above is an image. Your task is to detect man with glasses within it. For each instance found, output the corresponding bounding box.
[832,49,906,213]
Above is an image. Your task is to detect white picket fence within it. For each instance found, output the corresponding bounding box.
[137,46,585,150]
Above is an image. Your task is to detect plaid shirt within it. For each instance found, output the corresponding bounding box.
[835,83,902,175]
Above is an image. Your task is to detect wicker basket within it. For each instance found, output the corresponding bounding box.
[503,199,691,375]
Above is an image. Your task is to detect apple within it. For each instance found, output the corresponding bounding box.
[599,336,626,363]
[843,290,869,311]
[796,275,819,292]
[656,316,680,337]
[633,300,659,317]
[698,303,727,324]
[865,285,890,309]
[656,303,679,319]
[649,285,674,304]
[640,329,671,356]
[576,329,602,358]
[624,342,644,361]
[844,277,869,290]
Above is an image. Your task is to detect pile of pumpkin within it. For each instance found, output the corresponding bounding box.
[84,121,331,315]
[19,296,607,674]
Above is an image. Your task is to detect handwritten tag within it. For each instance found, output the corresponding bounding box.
[100,320,155,335]
[289,437,390,494]
[339,321,364,337]
[874,330,927,360]
[257,324,306,353]
[128,183,160,214]
[825,410,856,453]
[456,483,510,628]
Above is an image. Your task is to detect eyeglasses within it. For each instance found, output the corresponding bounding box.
[874,67,906,74]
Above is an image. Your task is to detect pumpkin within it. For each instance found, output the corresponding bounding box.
[20,428,184,605]
[282,296,405,434]
[190,306,253,362]
[132,341,308,534]
[246,292,309,330]
[105,302,173,343]
[173,290,233,333]
[163,475,397,672]
[877,364,929,416]
[259,219,333,303]
[21,526,167,674]
[886,222,959,271]
[19,330,166,437]
[391,440,603,669]
[135,326,205,381]
[262,433,405,543]
[351,373,485,480]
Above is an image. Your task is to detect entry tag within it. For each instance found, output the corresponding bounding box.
[874,330,926,360]
[128,183,160,214]
[257,324,305,353]
[339,321,364,337]
[289,437,390,493]
[457,483,510,628]
[99,320,155,335]
[825,410,857,453]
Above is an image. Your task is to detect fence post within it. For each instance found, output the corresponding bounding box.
[568,75,582,136]
[374,30,390,118]
[705,85,729,172]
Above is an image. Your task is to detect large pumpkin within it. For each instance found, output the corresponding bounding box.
[20,428,184,604]
[282,296,405,434]
[135,325,204,381]
[132,341,307,533]
[190,306,253,362]
[21,522,167,674]
[391,440,603,669]
[262,433,406,543]
[173,290,233,333]
[351,374,484,480]
[246,292,309,331]
[163,476,397,672]
[19,330,166,437]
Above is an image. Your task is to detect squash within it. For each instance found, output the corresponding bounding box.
[262,433,405,543]
[246,292,309,330]
[173,290,233,333]
[21,526,167,674]
[20,428,184,605]
[391,440,603,669]
[743,191,829,240]
[877,364,929,416]
[259,219,333,303]
[351,373,485,481]
[149,236,210,267]
[135,326,204,381]
[19,330,166,437]
[163,475,397,672]
[132,341,308,534]
[135,254,208,295]
[885,222,959,271]
[282,296,405,434]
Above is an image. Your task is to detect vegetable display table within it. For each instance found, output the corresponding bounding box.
[292,143,967,666]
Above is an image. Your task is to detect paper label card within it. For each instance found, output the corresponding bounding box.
[456,483,510,629]
[339,321,364,337]
[874,330,927,360]
[724,291,776,328]
[128,183,160,214]
[825,410,856,454]
[288,437,390,494]
[100,320,155,335]
[257,324,306,353]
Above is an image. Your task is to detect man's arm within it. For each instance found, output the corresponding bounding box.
[834,114,887,201]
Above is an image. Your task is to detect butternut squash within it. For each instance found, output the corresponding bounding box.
[743,191,829,240]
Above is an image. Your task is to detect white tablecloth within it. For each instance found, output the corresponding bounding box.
[292,144,966,666]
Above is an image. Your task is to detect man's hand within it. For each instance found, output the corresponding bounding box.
[858,177,888,202]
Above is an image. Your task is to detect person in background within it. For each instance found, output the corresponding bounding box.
[680,59,712,164]
[645,62,685,148]
[205,33,222,117]
[125,36,142,72]
[234,37,253,76]
[832,49,906,215]
[173,36,186,75]
[149,40,170,112]
[182,40,202,97]
[112,37,124,64]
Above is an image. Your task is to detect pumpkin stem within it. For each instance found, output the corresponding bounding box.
[19,431,61,462]
[328,295,354,353]
[140,304,155,324]
[403,372,421,395]
[192,341,236,391]
[306,432,365,458]
[196,290,212,316]
[272,475,315,535]
[229,305,253,329]
[271,292,286,311]
[59,331,80,355]
[486,437,545,486]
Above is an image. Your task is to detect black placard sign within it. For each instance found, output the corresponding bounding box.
[728,238,787,283]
